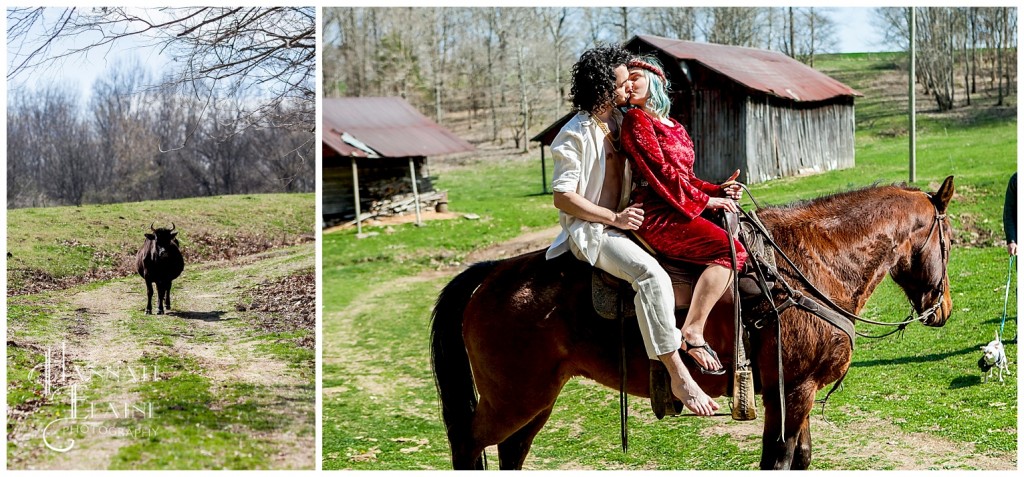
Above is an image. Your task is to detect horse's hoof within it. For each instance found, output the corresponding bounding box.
[157,310,164,315]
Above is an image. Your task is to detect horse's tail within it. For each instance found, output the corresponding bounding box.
[430,260,496,468]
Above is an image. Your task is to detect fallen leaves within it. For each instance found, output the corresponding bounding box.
[349,447,380,462]
[239,271,315,348]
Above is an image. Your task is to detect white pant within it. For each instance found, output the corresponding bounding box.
[571,229,680,358]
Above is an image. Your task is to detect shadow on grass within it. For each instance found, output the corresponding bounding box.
[850,344,978,368]
[172,310,227,322]
[949,374,987,389]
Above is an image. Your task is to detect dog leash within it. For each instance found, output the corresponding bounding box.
[1000,255,1015,341]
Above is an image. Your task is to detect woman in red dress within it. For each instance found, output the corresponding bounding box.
[620,56,747,375]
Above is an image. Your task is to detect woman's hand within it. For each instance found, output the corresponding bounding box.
[723,183,743,201]
[706,197,740,214]
[721,169,743,201]
[611,203,644,230]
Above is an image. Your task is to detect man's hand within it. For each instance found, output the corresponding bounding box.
[1009,242,1017,256]
[611,203,644,230]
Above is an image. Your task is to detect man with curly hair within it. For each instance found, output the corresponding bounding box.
[546,45,719,416]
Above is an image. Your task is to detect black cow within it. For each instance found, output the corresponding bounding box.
[136,223,185,315]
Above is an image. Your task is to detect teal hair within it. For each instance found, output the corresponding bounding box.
[635,56,671,118]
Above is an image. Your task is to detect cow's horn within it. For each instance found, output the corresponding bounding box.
[150,223,156,232]
[169,222,175,232]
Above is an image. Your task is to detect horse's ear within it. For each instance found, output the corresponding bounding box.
[933,175,955,213]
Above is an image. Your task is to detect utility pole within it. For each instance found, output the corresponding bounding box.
[909,7,917,183]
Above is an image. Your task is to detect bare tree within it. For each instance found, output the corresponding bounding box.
[700,7,764,47]
[608,7,632,43]
[328,7,1013,154]
[800,8,838,66]
[876,6,1017,111]
[644,7,698,41]
[7,7,316,135]
[540,7,572,117]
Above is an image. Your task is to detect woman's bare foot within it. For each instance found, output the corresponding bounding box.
[683,328,724,372]
[670,374,720,416]
[684,340,724,373]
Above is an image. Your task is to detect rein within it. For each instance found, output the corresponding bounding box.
[738,184,949,338]
[735,184,950,429]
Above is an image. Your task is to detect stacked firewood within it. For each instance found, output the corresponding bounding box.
[336,190,449,228]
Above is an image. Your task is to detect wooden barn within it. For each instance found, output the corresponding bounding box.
[323,97,475,227]
[534,35,862,185]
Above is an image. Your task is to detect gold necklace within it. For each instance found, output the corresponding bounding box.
[592,113,620,152]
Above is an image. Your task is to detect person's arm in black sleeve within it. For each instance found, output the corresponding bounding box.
[1004,173,1017,255]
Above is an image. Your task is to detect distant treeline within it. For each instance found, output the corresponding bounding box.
[6,62,314,209]
[324,7,1016,150]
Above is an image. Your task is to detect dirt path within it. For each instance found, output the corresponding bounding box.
[7,247,315,470]
[697,409,1014,470]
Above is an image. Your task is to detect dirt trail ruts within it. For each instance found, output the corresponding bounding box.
[8,249,314,470]
[323,225,559,370]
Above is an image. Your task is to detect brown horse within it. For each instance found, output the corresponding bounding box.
[431,176,954,470]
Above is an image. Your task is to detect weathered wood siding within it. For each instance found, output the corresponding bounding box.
[323,153,434,220]
[685,86,748,184]
[669,62,856,185]
[745,97,856,183]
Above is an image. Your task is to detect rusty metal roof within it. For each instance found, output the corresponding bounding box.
[322,129,371,157]
[628,34,861,102]
[323,97,475,158]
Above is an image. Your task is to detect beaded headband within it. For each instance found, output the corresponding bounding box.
[627,59,666,81]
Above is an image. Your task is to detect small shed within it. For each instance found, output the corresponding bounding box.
[533,35,862,185]
[323,97,475,228]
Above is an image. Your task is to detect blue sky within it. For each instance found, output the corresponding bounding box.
[830,7,888,53]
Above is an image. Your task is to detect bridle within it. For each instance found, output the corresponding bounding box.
[738,185,951,340]
[735,187,952,433]
[903,194,950,326]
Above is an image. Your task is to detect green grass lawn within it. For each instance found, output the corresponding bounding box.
[7,193,314,291]
[323,51,1017,469]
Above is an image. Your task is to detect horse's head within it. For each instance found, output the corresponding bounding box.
[889,176,955,327]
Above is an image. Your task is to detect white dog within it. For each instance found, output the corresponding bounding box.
[978,331,1010,383]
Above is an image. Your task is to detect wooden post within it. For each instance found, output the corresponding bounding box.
[409,157,423,226]
[352,157,363,236]
[909,7,917,183]
[541,146,548,194]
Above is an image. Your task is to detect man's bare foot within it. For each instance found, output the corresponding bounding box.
[670,376,720,416]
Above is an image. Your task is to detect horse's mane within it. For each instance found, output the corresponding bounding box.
[758,181,930,250]
[765,181,920,212]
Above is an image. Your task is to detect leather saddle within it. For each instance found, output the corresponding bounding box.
[591,210,777,321]
[592,211,778,420]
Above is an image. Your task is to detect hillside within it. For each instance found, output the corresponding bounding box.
[6,193,315,294]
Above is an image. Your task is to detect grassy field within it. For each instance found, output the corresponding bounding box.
[7,193,316,469]
[6,194,314,292]
[322,52,1017,470]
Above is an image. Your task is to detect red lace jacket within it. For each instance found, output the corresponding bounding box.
[620,108,723,220]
